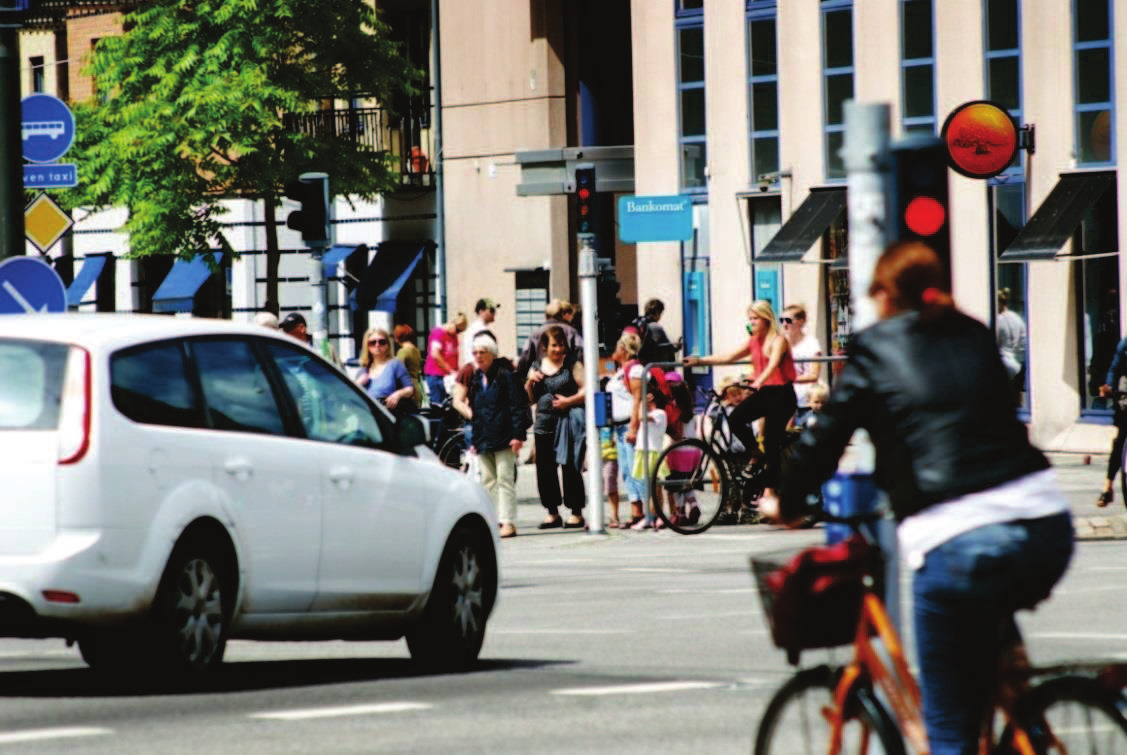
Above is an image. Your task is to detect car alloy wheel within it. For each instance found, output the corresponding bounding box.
[154,548,228,674]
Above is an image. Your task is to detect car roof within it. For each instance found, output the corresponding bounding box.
[0,313,294,352]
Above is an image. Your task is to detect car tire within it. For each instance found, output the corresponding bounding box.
[149,540,231,676]
[407,523,494,670]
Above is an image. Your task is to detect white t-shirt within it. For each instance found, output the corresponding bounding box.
[790,335,824,408]
[608,364,643,422]
[897,468,1068,570]
[996,310,1027,379]
[635,408,667,454]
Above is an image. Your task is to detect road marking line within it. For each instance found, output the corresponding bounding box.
[621,567,689,573]
[1030,632,1127,641]
[491,628,629,635]
[659,610,757,621]
[0,727,111,745]
[553,681,724,697]
[251,702,432,721]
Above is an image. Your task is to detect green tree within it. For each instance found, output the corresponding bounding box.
[61,0,419,311]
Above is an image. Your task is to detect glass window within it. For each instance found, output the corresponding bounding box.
[191,339,285,435]
[677,20,707,192]
[823,212,851,371]
[901,0,935,133]
[992,184,1029,413]
[1076,182,1120,413]
[29,56,44,93]
[986,0,1023,173]
[822,2,854,180]
[264,341,383,447]
[1073,0,1114,165]
[748,6,779,181]
[111,341,203,428]
[0,340,69,430]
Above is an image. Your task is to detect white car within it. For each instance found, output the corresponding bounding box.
[0,314,499,676]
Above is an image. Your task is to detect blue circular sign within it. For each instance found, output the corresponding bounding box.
[0,257,67,315]
[21,94,76,164]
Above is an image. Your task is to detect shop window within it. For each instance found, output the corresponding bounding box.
[1076,183,1120,416]
[823,211,850,374]
[991,183,1029,416]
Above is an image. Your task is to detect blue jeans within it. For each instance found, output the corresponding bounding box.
[425,374,448,406]
[613,423,645,505]
[912,512,1073,755]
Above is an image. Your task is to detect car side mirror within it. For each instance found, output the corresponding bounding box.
[396,413,429,449]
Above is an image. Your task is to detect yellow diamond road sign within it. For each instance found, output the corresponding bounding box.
[24,193,74,254]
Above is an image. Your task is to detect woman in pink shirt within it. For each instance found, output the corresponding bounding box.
[685,300,797,499]
[423,313,467,405]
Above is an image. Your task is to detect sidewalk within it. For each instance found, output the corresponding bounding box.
[503,452,1127,541]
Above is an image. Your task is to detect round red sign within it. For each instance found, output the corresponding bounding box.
[940,101,1019,179]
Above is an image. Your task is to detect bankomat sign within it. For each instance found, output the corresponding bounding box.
[617,195,694,243]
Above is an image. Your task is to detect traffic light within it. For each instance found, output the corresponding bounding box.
[890,136,951,284]
[284,172,330,245]
[595,262,622,355]
[575,167,596,237]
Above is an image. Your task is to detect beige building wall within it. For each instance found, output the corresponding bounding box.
[630,0,682,339]
[439,0,568,358]
[17,32,60,97]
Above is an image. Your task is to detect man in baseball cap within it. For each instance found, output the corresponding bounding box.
[279,313,310,344]
[463,297,501,365]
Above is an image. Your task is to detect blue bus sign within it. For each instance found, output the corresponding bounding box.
[21,94,76,164]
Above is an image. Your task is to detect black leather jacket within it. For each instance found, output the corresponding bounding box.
[780,309,1049,522]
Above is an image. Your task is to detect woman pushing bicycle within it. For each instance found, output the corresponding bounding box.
[760,241,1074,755]
[685,299,797,503]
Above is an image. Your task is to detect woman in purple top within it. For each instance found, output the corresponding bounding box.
[356,327,416,415]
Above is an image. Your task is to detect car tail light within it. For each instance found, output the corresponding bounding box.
[58,347,91,465]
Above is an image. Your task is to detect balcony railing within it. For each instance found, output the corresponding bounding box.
[283,100,435,189]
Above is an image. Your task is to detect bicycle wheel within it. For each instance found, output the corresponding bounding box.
[649,438,728,535]
[1003,674,1127,754]
[754,665,906,755]
[438,431,469,473]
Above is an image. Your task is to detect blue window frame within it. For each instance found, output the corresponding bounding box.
[747,2,779,183]
[1073,0,1115,165]
[822,0,854,180]
[901,0,935,134]
[677,3,707,192]
[985,0,1024,173]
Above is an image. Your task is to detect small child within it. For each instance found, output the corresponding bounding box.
[631,383,669,530]
[801,382,830,430]
[600,426,621,528]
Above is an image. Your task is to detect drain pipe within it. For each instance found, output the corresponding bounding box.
[429,0,446,324]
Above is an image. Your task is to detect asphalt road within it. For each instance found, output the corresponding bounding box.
[0,521,1125,754]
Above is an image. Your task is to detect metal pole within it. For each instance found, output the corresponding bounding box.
[309,240,330,358]
[429,0,446,325]
[0,17,24,261]
[578,239,603,534]
[841,101,899,631]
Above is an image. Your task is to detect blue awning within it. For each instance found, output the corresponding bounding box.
[375,247,427,312]
[65,254,109,307]
[321,243,366,282]
[350,241,434,314]
[152,253,223,313]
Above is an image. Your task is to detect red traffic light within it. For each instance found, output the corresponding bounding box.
[903,196,945,236]
[578,187,591,201]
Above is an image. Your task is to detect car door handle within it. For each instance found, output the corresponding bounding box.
[224,458,253,481]
[328,467,354,489]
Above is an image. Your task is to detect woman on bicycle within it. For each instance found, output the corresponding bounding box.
[762,241,1074,755]
[685,300,797,505]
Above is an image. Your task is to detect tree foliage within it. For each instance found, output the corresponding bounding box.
[61,0,419,261]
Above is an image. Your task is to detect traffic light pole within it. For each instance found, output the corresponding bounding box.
[308,240,331,359]
[578,237,604,535]
[0,12,24,261]
[841,101,899,631]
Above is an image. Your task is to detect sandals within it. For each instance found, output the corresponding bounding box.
[537,516,563,530]
[563,515,586,529]
[1097,490,1114,508]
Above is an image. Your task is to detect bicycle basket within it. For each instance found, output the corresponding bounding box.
[751,535,883,662]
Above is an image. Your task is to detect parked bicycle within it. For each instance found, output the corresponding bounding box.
[751,511,1127,754]
[648,382,808,535]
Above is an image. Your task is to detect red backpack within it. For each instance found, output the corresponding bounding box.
[624,359,682,427]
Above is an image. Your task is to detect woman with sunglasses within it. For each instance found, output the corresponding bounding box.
[684,300,797,504]
[356,327,417,415]
[780,304,825,427]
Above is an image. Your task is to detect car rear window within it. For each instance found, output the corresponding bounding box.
[0,339,70,430]
[111,341,204,428]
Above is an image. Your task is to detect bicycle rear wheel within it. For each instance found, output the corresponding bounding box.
[754,665,906,755]
[649,438,727,534]
[1005,674,1127,754]
[438,431,469,473]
